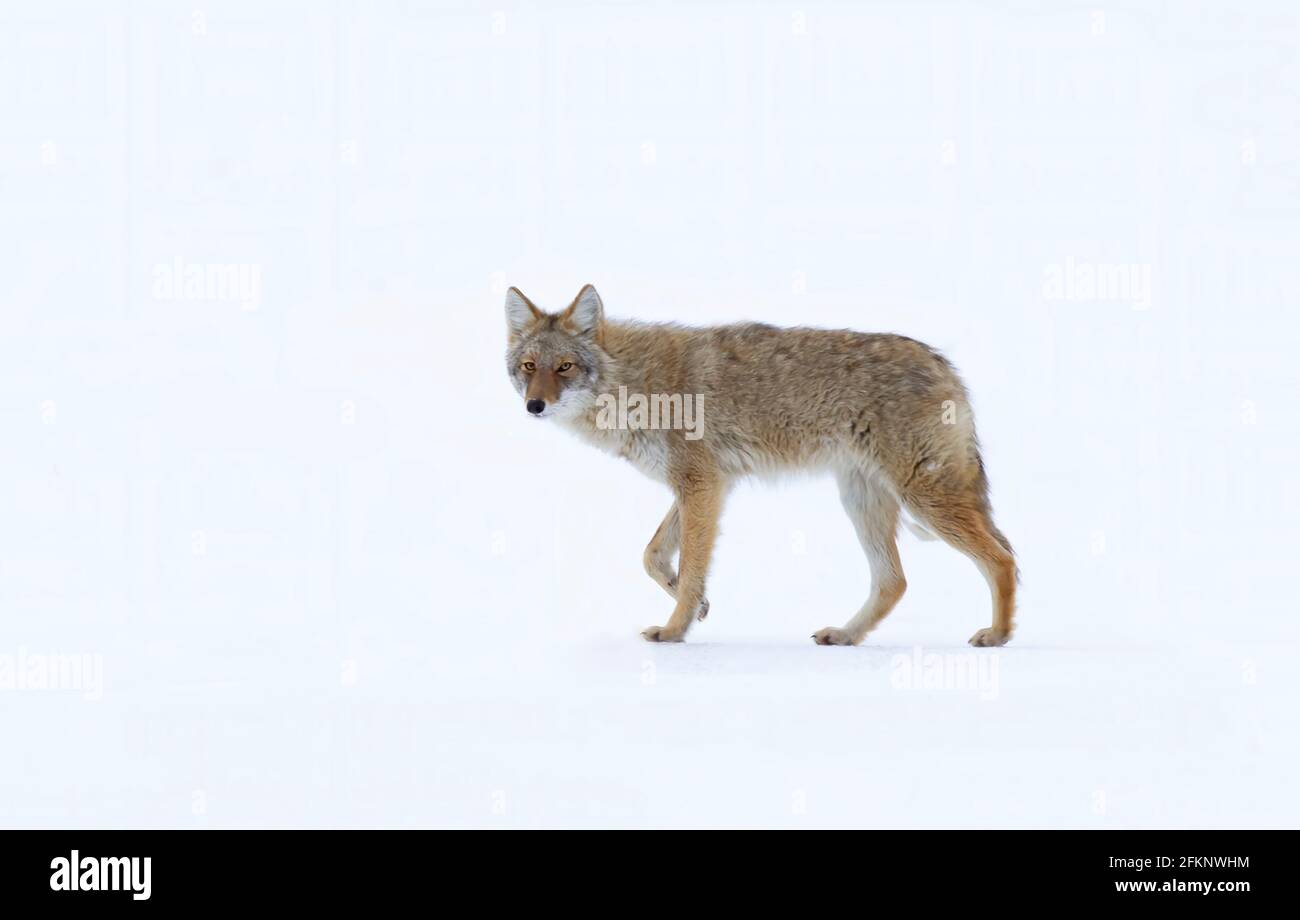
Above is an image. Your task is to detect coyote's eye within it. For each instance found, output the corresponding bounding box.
[557,362,574,373]
[521,361,536,373]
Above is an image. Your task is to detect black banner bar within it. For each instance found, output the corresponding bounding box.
[0,830,1281,907]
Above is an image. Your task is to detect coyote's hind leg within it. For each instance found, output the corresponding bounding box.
[813,470,907,646]
[908,491,1017,647]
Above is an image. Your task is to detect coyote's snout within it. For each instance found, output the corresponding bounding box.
[504,284,1018,647]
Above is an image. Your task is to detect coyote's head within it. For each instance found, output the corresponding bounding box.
[504,284,609,420]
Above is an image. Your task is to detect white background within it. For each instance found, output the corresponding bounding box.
[2,0,1297,827]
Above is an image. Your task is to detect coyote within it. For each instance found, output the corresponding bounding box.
[505,284,1018,647]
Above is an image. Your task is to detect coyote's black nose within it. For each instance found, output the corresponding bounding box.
[526,399,546,415]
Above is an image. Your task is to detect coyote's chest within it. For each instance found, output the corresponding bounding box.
[564,415,671,481]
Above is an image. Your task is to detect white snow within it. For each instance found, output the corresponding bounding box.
[1,0,1297,828]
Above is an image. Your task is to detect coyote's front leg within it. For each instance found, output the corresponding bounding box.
[642,474,723,643]
[643,503,709,621]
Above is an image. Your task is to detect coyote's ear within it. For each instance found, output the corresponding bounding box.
[561,284,605,345]
[505,287,544,338]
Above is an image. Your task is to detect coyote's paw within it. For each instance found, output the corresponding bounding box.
[968,627,1011,647]
[811,627,857,646]
[696,598,710,621]
[641,625,685,643]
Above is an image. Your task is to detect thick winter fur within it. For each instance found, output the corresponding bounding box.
[505,284,1018,647]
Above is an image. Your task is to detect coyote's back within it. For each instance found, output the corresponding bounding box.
[616,321,980,481]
